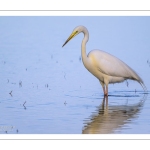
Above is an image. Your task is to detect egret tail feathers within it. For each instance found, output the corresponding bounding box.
[139,81,147,92]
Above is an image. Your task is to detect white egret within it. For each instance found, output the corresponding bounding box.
[62,26,146,96]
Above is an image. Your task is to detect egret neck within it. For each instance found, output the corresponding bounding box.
[81,28,89,68]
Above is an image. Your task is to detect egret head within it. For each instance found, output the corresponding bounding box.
[62,26,86,47]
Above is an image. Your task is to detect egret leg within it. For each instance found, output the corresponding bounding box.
[104,85,108,97]
[99,80,105,95]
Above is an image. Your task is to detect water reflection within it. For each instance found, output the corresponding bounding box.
[82,93,147,134]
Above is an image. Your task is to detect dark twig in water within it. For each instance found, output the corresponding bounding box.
[23,101,26,106]
[23,106,26,110]
[16,129,19,133]
[147,60,150,67]
[64,72,66,79]
[9,91,12,96]
[79,56,81,62]
[11,83,16,85]
[19,81,22,87]
[45,84,48,88]
[64,101,67,105]
[23,101,26,109]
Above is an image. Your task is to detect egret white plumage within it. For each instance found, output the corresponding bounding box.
[62,25,146,96]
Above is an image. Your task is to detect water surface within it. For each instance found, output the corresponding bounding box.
[0,16,150,134]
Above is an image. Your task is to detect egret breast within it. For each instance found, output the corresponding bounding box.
[87,50,126,84]
[86,53,105,82]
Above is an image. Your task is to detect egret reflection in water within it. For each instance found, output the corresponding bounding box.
[82,92,148,134]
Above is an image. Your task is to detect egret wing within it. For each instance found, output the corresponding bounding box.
[89,50,141,80]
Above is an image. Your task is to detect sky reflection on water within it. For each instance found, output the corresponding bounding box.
[0,16,150,134]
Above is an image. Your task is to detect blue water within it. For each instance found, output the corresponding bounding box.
[0,16,150,134]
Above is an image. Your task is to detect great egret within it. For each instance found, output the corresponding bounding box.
[62,25,146,96]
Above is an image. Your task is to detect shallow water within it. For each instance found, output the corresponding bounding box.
[0,16,150,134]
